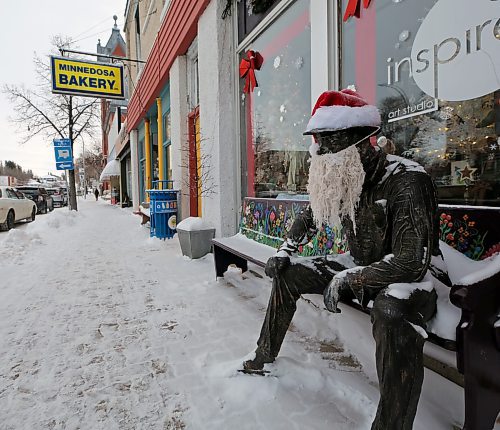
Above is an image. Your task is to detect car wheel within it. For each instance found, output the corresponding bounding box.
[29,207,36,222]
[0,210,15,231]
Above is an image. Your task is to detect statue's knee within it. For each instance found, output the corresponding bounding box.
[371,294,406,326]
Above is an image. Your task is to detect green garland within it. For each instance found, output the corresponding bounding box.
[222,0,275,19]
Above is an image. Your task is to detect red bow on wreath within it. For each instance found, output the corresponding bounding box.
[343,0,373,22]
[239,50,264,94]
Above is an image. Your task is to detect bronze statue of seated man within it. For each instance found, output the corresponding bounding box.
[243,89,451,430]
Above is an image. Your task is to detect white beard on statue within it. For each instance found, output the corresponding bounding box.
[307,144,365,232]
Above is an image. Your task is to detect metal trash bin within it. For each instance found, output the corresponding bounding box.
[147,180,179,240]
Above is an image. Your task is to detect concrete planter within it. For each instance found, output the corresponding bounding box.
[177,228,216,259]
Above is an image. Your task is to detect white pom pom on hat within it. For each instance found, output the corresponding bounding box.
[304,88,381,135]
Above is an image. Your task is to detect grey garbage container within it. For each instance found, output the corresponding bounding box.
[177,227,216,259]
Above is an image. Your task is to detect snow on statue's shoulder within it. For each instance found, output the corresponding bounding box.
[177,217,213,231]
[380,154,426,184]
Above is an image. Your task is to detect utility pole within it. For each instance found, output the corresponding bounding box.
[82,140,87,200]
[68,95,78,210]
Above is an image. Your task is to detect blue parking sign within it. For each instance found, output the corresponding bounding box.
[53,138,74,170]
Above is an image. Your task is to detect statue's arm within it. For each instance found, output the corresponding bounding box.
[343,173,437,299]
[276,205,317,257]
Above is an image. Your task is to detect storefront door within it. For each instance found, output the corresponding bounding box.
[188,107,202,217]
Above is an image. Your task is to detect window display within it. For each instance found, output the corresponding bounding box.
[341,0,500,206]
[240,0,311,198]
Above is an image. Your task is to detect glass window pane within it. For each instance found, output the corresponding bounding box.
[7,189,18,199]
[240,0,311,198]
[341,0,500,206]
[163,110,171,143]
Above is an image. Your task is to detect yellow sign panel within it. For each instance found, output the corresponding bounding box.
[51,56,124,99]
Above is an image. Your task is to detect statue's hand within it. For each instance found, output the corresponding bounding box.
[265,256,290,278]
[323,276,345,313]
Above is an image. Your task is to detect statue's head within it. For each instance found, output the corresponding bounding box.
[303,89,381,230]
[303,88,380,156]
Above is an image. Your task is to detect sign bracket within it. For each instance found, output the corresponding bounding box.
[59,48,146,64]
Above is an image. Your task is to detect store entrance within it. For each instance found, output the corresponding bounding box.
[188,106,201,217]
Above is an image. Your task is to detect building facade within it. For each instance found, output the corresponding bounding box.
[123,0,500,254]
[125,0,239,237]
[98,17,127,197]
[234,0,499,259]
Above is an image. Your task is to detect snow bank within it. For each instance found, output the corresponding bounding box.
[0,228,43,260]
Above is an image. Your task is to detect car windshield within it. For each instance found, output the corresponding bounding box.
[18,188,38,195]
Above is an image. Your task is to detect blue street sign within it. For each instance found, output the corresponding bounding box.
[56,161,74,171]
[53,138,72,147]
[53,138,74,170]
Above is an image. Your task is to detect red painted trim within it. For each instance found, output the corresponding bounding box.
[127,0,210,132]
[188,106,200,216]
[246,93,255,197]
[354,3,376,104]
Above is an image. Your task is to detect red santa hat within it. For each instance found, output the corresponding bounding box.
[304,88,381,135]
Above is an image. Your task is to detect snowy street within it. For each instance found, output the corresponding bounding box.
[0,199,466,429]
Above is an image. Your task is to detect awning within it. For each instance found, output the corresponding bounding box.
[100,159,121,181]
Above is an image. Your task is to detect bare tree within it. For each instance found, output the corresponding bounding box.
[0,160,34,183]
[3,35,100,210]
[179,133,218,204]
[74,142,104,187]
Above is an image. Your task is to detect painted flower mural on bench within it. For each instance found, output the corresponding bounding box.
[241,199,497,261]
[439,212,487,260]
[240,198,347,256]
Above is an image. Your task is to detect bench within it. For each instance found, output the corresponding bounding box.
[212,197,500,430]
[134,203,150,225]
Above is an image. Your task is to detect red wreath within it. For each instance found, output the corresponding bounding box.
[343,0,373,22]
[239,50,264,94]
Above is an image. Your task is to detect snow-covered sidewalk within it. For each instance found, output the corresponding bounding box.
[0,199,467,429]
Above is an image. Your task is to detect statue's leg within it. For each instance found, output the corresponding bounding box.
[370,289,437,430]
[244,257,347,371]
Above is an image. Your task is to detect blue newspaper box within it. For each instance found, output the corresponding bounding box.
[147,181,178,240]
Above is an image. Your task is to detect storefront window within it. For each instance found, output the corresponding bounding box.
[138,138,145,202]
[341,0,500,206]
[240,0,311,198]
[163,110,171,143]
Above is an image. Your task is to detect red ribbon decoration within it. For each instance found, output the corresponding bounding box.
[239,50,264,94]
[343,0,373,22]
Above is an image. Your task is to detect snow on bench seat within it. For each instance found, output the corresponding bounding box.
[213,233,276,269]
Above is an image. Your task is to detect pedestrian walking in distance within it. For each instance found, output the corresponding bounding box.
[94,188,99,201]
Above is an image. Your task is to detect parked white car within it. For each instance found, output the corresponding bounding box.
[46,187,68,207]
[0,186,37,231]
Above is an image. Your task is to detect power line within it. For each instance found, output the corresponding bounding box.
[72,16,112,40]
[72,28,114,45]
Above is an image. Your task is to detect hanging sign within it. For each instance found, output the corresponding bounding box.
[50,56,124,99]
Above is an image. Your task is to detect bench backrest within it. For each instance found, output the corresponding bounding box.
[239,197,500,261]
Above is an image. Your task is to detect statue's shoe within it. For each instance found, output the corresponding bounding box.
[242,351,274,374]
[238,368,270,376]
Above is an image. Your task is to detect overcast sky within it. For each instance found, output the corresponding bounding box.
[0,0,125,176]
